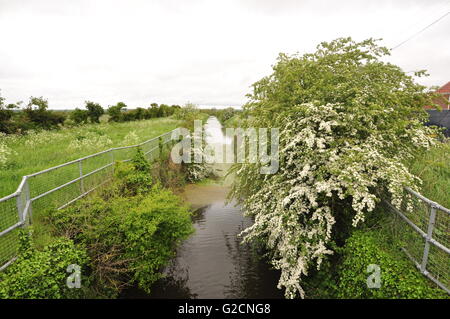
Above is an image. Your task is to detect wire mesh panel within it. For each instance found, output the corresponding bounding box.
[0,196,19,233]
[161,131,173,144]
[401,191,430,232]
[28,162,80,200]
[113,146,139,162]
[80,152,114,196]
[0,196,20,268]
[398,219,425,263]
[427,242,450,289]
[427,206,450,289]
[399,191,429,262]
[434,207,450,252]
[384,188,450,294]
[141,137,160,162]
[31,176,81,218]
[0,228,19,268]
[146,146,160,162]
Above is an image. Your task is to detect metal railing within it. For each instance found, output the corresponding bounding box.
[0,128,180,271]
[384,187,450,294]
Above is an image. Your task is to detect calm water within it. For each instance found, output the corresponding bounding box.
[122,117,283,299]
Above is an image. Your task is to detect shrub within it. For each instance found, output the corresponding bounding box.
[48,187,192,297]
[183,129,211,183]
[336,230,448,299]
[172,104,211,182]
[109,149,153,197]
[85,101,104,123]
[230,37,440,298]
[173,102,202,127]
[121,185,193,290]
[0,93,20,134]
[70,108,89,124]
[23,96,66,130]
[107,102,126,122]
[0,230,89,299]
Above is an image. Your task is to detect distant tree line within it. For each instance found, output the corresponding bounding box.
[70,101,180,125]
[0,95,65,133]
[0,91,181,134]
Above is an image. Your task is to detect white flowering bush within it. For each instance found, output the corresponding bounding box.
[230,38,440,298]
[184,130,210,182]
[185,151,210,182]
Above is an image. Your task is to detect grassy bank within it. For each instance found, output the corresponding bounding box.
[408,141,450,209]
[0,117,181,197]
[223,113,244,128]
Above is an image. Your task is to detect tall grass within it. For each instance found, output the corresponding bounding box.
[408,141,450,209]
[0,117,181,197]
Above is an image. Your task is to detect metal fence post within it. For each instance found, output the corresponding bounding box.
[78,160,85,194]
[110,149,115,176]
[23,179,32,226]
[15,192,24,224]
[421,204,437,273]
[159,136,163,156]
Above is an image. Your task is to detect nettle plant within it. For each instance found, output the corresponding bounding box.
[230,37,440,298]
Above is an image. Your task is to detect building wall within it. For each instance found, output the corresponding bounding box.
[426,110,450,137]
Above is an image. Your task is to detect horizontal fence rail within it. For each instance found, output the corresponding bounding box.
[0,128,180,271]
[383,187,450,294]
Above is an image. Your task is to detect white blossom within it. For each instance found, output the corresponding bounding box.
[231,102,435,299]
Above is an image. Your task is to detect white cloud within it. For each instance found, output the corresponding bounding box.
[0,0,449,109]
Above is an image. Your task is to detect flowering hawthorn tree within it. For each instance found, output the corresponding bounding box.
[229,38,439,298]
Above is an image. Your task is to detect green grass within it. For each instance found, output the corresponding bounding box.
[407,141,450,209]
[223,113,244,128]
[0,117,181,197]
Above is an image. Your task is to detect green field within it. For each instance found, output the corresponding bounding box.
[0,117,181,198]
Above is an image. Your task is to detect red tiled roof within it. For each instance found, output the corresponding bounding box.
[424,81,450,110]
[437,81,450,94]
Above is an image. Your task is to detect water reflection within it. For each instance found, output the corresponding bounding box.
[145,200,283,299]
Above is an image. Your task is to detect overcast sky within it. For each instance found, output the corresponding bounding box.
[0,0,449,109]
